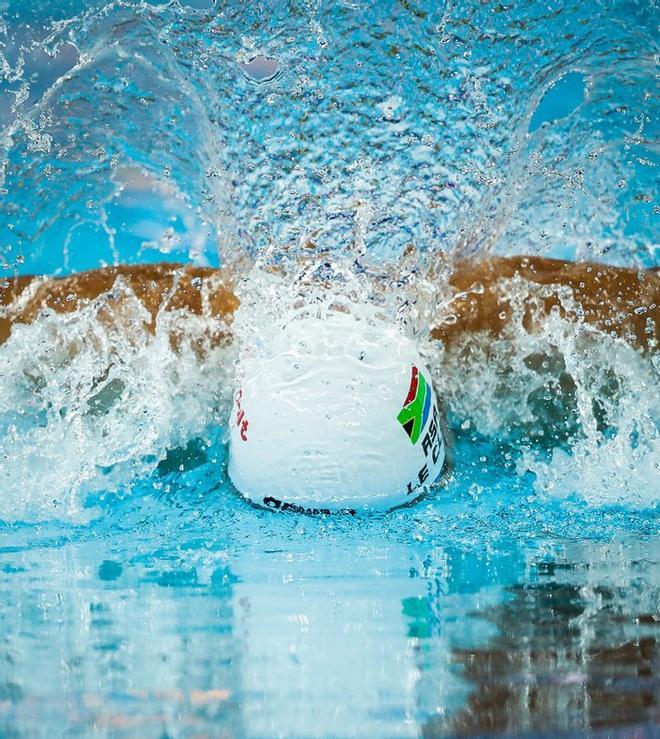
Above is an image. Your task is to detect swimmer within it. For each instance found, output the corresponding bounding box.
[1,255,658,512]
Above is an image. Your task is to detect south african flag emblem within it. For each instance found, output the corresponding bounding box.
[397,366,432,445]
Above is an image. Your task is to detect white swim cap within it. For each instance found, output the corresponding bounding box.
[227,306,445,513]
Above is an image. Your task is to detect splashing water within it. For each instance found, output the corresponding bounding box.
[0,280,234,521]
[1,0,657,273]
[435,286,660,507]
[0,0,655,526]
[0,1,658,736]
[2,251,655,520]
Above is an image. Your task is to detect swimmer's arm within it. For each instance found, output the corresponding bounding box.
[435,256,658,351]
[0,263,238,345]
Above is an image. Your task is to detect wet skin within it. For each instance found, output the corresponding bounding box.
[1,257,657,351]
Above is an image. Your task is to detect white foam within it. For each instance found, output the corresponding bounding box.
[0,262,657,521]
[434,277,660,508]
[0,278,232,522]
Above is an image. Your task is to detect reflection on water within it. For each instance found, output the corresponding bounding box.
[1,498,657,736]
[0,541,242,735]
[419,542,660,736]
[233,544,424,737]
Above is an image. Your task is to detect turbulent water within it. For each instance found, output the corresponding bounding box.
[1,0,657,274]
[0,0,658,736]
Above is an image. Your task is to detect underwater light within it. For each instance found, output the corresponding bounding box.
[228,307,445,514]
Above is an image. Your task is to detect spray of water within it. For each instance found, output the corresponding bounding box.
[435,289,659,507]
[0,279,233,521]
[0,0,657,521]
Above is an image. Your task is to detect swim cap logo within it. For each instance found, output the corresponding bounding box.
[397,365,432,445]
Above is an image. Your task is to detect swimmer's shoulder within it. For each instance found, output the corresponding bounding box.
[0,262,239,344]
[443,254,658,351]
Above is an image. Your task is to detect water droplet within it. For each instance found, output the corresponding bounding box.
[238,56,280,84]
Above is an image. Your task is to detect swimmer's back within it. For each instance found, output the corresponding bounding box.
[1,256,658,351]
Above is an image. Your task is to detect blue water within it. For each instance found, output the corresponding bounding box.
[1,0,658,736]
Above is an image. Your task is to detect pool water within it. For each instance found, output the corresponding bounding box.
[0,0,658,736]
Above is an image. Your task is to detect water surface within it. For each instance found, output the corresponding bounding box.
[0,0,658,736]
